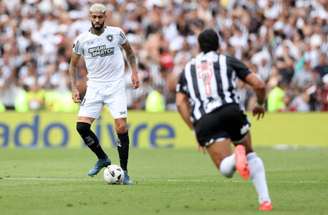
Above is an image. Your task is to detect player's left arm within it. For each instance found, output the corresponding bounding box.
[177,91,204,153]
[227,55,266,119]
[176,70,193,129]
[122,41,139,89]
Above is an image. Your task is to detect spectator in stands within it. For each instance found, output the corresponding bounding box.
[267,79,289,112]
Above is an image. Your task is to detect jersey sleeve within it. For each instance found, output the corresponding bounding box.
[118,29,127,45]
[176,70,188,95]
[72,37,83,55]
[226,55,251,80]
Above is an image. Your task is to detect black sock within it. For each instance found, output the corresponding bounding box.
[76,122,107,159]
[117,132,129,171]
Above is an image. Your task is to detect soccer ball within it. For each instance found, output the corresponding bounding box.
[103,164,125,184]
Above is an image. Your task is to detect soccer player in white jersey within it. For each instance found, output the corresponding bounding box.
[69,3,139,184]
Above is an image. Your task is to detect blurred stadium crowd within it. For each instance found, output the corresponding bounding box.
[0,0,327,112]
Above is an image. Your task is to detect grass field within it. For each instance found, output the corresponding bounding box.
[1,147,328,215]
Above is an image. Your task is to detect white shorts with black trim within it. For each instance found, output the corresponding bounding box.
[78,80,127,119]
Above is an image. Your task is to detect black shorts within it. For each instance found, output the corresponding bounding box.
[194,103,250,147]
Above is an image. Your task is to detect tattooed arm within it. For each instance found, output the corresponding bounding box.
[122,41,139,89]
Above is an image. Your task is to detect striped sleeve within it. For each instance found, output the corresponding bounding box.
[226,55,251,80]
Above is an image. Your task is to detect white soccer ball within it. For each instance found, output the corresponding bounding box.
[103,164,125,184]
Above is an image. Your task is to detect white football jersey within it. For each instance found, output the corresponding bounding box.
[73,26,127,85]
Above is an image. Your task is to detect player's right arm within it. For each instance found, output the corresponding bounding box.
[69,52,82,103]
[176,92,193,129]
[176,70,193,129]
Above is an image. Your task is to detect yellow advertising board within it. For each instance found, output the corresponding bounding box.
[0,112,327,148]
[0,111,195,148]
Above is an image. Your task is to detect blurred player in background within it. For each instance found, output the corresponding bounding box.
[176,29,272,211]
[69,3,139,184]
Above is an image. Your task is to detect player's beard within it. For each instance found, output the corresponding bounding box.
[91,22,104,32]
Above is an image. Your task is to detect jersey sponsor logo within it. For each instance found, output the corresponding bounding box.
[88,45,114,57]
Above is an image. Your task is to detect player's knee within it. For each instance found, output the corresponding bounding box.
[115,123,128,134]
[220,164,234,178]
[219,158,234,178]
[76,122,91,134]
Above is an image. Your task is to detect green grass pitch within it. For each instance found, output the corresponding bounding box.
[1,147,327,215]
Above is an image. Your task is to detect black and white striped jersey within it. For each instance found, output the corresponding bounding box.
[176,51,251,122]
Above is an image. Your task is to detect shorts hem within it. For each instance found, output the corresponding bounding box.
[198,133,229,147]
[78,113,100,119]
[204,137,228,147]
[112,114,128,119]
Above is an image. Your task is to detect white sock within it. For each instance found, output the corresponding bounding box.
[220,154,236,178]
[247,152,271,203]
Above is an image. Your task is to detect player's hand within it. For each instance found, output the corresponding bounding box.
[72,88,81,103]
[252,105,265,120]
[131,72,140,89]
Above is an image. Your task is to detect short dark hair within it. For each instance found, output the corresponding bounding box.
[198,29,219,53]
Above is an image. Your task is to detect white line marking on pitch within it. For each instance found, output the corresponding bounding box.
[166,179,327,184]
[1,177,327,185]
[1,177,100,182]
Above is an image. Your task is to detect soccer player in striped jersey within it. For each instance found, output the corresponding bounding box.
[176,29,272,211]
[69,3,139,184]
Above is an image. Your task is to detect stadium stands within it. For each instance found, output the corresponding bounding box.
[0,0,327,112]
